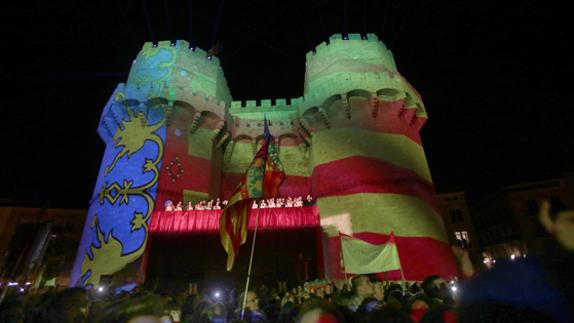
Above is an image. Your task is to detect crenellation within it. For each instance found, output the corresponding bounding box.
[348,34,362,40]
[261,99,272,107]
[315,41,329,53]
[275,99,287,106]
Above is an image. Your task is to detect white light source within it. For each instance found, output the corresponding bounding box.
[97,286,104,293]
[451,286,457,292]
[214,291,220,298]
[25,282,32,286]
[8,282,18,287]
[510,254,516,260]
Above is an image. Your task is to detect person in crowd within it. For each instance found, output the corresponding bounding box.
[186,202,194,211]
[285,197,294,207]
[206,200,213,210]
[174,202,183,211]
[348,275,375,312]
[236,290,267,322]
[458,199,574,323]
[195,201,204,210]
[372,280,385,302]
[421,275,454,308]
[213,198,222,210]
[305,195,313,206]
[353,296,384,322]
[409,282,421,295]
[298,298,344,323]
[276,198,285,208]
[206,301,227,323]
[39,286,90,323]
[252,200,259,209]
[409,295,430,322]
[276,300,299,323]
[294,197,304,207]
[367,306,413,323]
[164,200,175,211]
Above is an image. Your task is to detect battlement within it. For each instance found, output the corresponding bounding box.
[129,39,232,105]
[305,33,394,69]
[140,40,222,67]
[230,97,302,111]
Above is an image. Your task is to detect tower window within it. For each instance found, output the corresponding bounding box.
[449,209,464,223]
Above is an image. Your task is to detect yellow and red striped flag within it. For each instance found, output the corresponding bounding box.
[219,120,285,271]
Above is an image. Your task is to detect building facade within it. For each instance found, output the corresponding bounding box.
[72,33,457,286]
[436,192,481,263]
[471,177,573,264]
[0,207,86,288]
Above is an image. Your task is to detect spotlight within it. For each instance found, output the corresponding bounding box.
[451,285,457,292]
[97,286,104,293]
[510,254,516,260]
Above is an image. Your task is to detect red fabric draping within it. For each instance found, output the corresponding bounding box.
[149,206,320,234]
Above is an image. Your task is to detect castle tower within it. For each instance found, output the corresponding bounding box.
[73,34,456,287]
[302,34,456,280]
[71,40,231,286]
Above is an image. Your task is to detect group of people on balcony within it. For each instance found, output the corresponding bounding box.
[163,195,314,212]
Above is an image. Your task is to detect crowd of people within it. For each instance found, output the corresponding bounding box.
[0,275,458,323]
[1,200,572,322]
[164,196,314,212]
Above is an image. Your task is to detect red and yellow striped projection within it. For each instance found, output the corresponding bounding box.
[311,122,457,280]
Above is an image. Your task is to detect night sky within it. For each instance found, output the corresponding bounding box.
[1,1,572,208]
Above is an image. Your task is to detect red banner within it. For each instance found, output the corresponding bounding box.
[150,206,320,234]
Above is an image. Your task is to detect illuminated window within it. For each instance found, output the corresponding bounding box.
[455,231,471,248]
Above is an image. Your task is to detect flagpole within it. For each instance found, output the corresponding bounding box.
[241,203,261,319]
[393,234,407,290]
[339,233,350,288]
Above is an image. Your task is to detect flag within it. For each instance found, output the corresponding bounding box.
[263,121,285,198]
[219,119,285,271]
[207,41,223,57]
[341,233,401,274]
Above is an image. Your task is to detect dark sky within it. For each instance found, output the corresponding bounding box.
[1,0,572,208]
